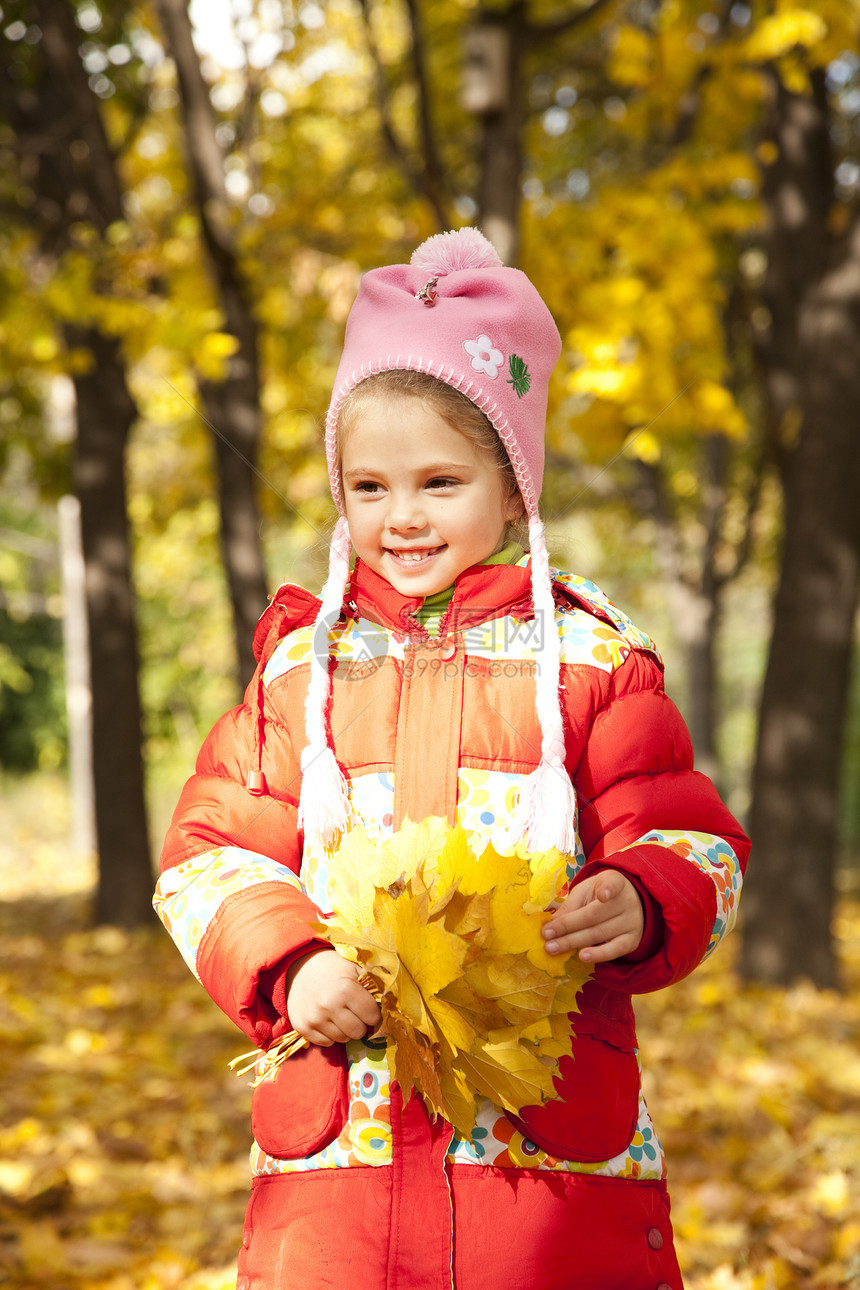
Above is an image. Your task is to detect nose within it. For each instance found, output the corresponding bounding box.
[385,489,427,533]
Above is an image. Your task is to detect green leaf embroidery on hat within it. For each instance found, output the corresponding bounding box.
[507,353,531,398]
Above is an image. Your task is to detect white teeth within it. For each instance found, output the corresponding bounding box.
[390,549,437,562]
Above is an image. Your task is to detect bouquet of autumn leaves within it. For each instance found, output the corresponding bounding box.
[234,818,592,1138]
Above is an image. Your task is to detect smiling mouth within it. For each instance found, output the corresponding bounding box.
[386,546,445,566]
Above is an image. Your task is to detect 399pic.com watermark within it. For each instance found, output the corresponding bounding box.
[313,609,547,682]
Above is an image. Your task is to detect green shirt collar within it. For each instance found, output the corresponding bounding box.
[413,542,524,628]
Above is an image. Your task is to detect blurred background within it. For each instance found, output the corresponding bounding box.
[1,1,859,1287]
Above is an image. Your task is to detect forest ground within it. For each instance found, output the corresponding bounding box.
[1,775,859,1290]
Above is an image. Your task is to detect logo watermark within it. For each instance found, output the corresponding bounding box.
[312,609,548,682]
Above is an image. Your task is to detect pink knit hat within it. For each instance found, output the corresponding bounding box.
[298,229,577,856]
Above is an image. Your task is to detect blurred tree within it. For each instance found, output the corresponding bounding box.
[0,509,67,773]
[153,0,267,690]
[741,64,860,988]
[460,0,611,266]
[0,0,152,925]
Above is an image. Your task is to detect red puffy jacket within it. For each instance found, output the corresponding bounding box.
[156,557,749,1289]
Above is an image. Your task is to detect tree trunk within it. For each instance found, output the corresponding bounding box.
[472,5,525,267]
[71,328,153,926]
[632,446,725,786]
[758,69,832,477]
[465,0,611,267]
[2,0,155,925]
[201,370,269,688]
[58,494,96,857]
[741,214,860,988]
[156,0,267,689]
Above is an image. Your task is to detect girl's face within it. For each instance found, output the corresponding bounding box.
[341,394,522,598]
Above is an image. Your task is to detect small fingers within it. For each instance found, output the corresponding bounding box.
[594,870,628,903]
[353,988,383,1030]
[293,981,381,1047]
[544,928,626,959]
[301,1025,334,1047]
[543,911,633,957]
[543,898,623,947]
[295,1010,366,1046]
[578,932,641,963]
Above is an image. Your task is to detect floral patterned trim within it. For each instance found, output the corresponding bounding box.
[250,1040,392,1175]
[621,829,743,957]
[261,605,651,685]
[261,569,659,688]
[250,1051,666,1182]
[549,569,661,661]
[153,847,307,981]
[447,1068,665,1181]
[263,619,405,687]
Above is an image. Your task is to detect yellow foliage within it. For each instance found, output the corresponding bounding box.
[738,0,859,71]
[312,818,591,1135]
[809,1169,850,1218]
[694,381,748,437]
[30,335,59,363]
[193,331,241,381]
[538,163,751,459]
[627,429,662,465]
[742,9,828,61]
[608,25,654,89]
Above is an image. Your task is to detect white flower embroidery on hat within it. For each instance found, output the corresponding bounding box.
[464,335,504,379]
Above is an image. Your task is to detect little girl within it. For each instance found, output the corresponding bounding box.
[155,228,749,1290]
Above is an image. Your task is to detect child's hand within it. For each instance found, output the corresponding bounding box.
[542,870,644,963]
[286,947,382,1046]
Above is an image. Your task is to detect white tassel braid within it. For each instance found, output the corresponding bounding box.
[297,515,353,849]
[507,517,578,855]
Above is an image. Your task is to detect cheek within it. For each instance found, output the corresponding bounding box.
[343,501,370,547]
[348,508,371,537]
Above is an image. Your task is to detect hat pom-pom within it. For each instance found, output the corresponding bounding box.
[411,227,503,276]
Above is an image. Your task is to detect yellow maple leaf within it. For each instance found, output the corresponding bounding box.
[454,1036,559,1113]
[307,818,592,1136]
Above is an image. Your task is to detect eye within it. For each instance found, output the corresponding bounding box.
[352,480,382,495]
[426,476,459,490]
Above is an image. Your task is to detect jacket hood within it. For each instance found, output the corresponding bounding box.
[253,583,322,664]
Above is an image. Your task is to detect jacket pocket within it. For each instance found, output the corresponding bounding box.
[506,1031,640,1163]
[251,1042,349,1159]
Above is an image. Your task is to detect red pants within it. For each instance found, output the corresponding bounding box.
[237,1094,684,1290]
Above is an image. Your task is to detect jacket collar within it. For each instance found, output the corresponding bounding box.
[254,556,626,661]
[346,558,535,636]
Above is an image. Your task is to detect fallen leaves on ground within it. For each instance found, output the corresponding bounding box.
[1,784,859,1287]
[0,891,247,1290]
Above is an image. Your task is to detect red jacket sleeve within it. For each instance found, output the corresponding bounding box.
[566,649,750,994]
[155,687,328,1048]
